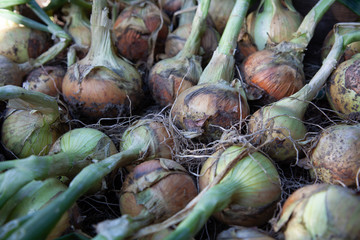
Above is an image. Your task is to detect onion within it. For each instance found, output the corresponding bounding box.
[0,86,66,158]
[217,226,275,240]
[246,0,302,51]
[309,124,360,187]
[325,53,360,120]
[274,184,360,240]
[248,23,360,163]
[208,0,235,34]
[170,0,251,142]
[112,1,170,64]
[242,0,335,104]
[2,178,77,240]
[62,0,143,121]
[119,159,197,222]
[0,18,50,63]
[22,65,65,97]
[158,0,183,16]
[164,145,281,239]
[147,0,211,107]
[0,55,33,86]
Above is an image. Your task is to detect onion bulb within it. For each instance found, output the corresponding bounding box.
[147,0,211,107]
[246,0,302,51]
[325,53,360,120]
[170,0,250,142]
[217,226,275,240]
[208,0,235,34]
[119,158,197,222]
[112,1,170,63]
[3,178,77,240]
[0,17,50,63]
[242,0,335,104]
[274,184,360,240]
[22,65,65,97]
[62,0,143,121]
[164,145,281,240]
[309,124,360,187]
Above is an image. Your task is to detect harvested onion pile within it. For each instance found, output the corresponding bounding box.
[1,0,360,240]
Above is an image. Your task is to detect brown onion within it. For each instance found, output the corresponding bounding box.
[22,65,65,97]
[309,124,360,186]
[325,53,360,120]
[112,1,170,63]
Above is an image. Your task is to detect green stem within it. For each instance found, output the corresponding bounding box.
[198,0,250,85]
[0,85,59,121]
[27,0,71,40]
[164,180,237,240]
[32,38,70,68]
[290,0,335,47]
[178,0,196,27]
[178,0,210,58]
[5,146,142,240]
[0,0,29,8]
[0,9,49,32]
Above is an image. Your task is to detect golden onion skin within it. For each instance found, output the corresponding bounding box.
[275,184,360,240]
[199,146,281,227]
[242,48,305,103]
[112,2,170,63]
[119,159,198,222]
[326,54,360,120]
[147,55,202,107]
[309,124,360,186]
[170,83,250,142]
[23,66,65,97]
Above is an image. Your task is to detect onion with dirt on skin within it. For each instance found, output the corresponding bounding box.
[308,124,360,187]
[112,1,170,64]
[274,184,360,240]
[22,65,65,97]
[170,0,251,142]
[248,23,360,163]
[325,53,360,120]
[62,0,143,121]
[242,0,335,104]
[147,0,211,107]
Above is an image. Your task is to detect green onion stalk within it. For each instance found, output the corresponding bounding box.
[170,0,251,142]
[93,158,198,240]
[163,145,281,240]
[0,178,76,240]
[247,23,360,163]
[0,86,66,158]
[147,0,211,107]
[274,184,360,240]
[0,127,117,209]
[163,0,220,66]
[242,0,335,104]
[1,118,175,240]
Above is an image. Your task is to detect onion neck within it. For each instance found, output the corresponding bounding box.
[198,0,250,85]
[290,0,335,48]
[178,0,210,58]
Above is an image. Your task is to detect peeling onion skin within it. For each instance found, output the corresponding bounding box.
[275,184,360,240]
[309,124,360,187]
[170,82,250,142]
[242,48,305,104]
[23,66,65,97]
[326,54,360,120]
[119,159,198,222]
[112,2,170,63]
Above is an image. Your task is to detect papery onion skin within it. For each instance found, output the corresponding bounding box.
[242,47,305,103]
[170,82,250,141]
[275,184,360,240]
[326,54,360,120]
[0,22,50,63]
[1,109,65,158]
[309,124,360,186]
[199,146,281,227]
[22,66,65,97]
[112,2,170,63]
[119,158,198,221]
